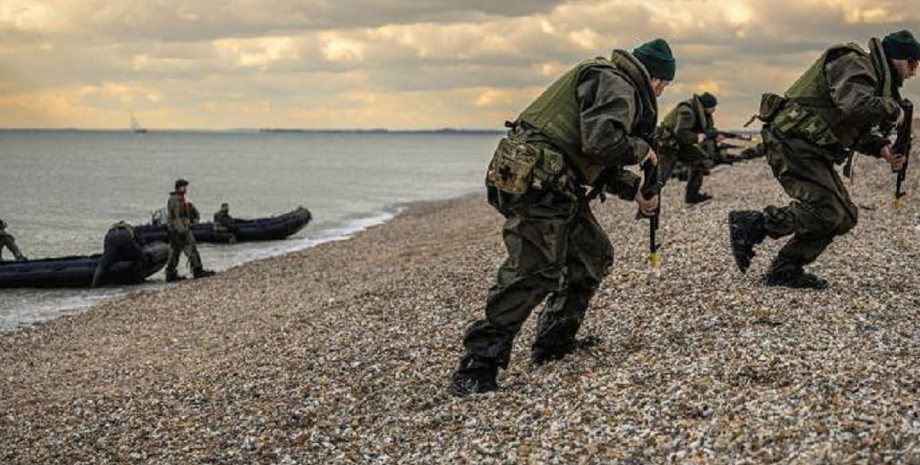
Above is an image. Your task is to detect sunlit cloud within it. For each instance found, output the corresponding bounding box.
[0,0,918,129]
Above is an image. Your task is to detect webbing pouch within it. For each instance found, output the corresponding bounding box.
[486,137,542,195]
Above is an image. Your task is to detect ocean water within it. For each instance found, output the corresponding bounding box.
[0,130,501,329]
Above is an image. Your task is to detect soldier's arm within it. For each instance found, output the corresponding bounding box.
[576,67,649,167]
[673,105,700,145]
[826,53,901,127]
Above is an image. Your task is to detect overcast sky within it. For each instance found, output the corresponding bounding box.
[1,0,918,129]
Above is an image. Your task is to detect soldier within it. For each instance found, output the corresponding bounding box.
[729,30,918,289]
[449,38,673,396]
[213,203,236,232]
[657,92,719,204]
[0,219,26,261]
[165,179,215,282]
[92,221,145,287]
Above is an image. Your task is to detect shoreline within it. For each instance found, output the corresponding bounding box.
[2,158,919,463]
[0,192,481,332]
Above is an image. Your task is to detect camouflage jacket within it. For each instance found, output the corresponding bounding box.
[167,192,190,233]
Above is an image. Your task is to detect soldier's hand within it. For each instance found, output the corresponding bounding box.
[697,133,706,144]
[881,145,905,171]
[642,149,659,166]
[894,107,906,127]
[636,193,659,217]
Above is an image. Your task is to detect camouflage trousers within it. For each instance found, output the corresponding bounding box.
[463,187,614,368]
[166,229,203,274]
[760,128,858,268]
[658,143,708,200]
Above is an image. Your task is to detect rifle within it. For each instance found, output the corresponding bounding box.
[639,159,661,267]
[892,99,913,209]
[706,130,754,142]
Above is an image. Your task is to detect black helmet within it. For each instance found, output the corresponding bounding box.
[175,179,190,189]
[0,219,6,230]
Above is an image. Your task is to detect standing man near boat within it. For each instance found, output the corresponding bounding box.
[729,30,918,289]
[449,38,672,396]
[656,92,719,204]
[165,179,215,282]
[0,219,27,261]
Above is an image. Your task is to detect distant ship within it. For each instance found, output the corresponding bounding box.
[130,113,147,133]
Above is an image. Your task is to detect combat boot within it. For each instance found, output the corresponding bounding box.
[165,270,186,283]
[531,335,602,366]
[448,355,499,397]
[193,268,216,279]
[765,260,828,290]
[729,211,767,273]
[686,192,713,204]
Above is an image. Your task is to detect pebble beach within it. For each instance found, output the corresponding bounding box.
[2,147,919,464]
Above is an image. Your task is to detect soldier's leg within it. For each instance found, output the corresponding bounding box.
[462,189,578,367]
[685,165,706,201]
[532,204,612,363]
[1,235,25,261]
[762,136,856,287]
[656,146,680,189]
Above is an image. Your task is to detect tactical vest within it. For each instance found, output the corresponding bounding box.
[659,96,710,140]
[772,42,892,147]
[517,52,658,184]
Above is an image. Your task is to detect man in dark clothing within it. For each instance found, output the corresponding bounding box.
[657,92,719,203]
[0,219,26,261]
[92,221,145,287]
[729,30,917,289]
[449,38,674,396]
[165,179,215,282]
[214,203,237,232]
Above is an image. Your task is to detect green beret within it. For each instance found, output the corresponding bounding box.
[632,38,676,80]
[699,92,718,108]
[883,29,920,61]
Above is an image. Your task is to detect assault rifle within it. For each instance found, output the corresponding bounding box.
[892,99,913,209]
[639,159,661,267]
[706,130,754,142]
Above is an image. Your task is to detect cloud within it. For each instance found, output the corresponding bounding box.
[1,0,919,129]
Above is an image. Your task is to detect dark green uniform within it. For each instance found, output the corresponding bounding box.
[738,39,901,281]
[657,95,714,201]
[459,50,658,375]
[0,220,25,261]
[165,192,204,278]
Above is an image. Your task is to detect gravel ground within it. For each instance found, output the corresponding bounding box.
[1,147,919,464]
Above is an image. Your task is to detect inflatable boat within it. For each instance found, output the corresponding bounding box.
[0,242,169,288]
[135,207,311,244]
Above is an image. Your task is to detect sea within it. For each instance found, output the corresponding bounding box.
[0,129,501,330]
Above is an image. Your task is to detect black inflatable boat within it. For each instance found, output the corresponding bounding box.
[135,207,311,244]
[0,242,169,289]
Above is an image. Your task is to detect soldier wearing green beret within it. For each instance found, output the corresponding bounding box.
[730,30,918,289]
[165,179,215,282]
[657,92,719,203]
[449,38,675,396]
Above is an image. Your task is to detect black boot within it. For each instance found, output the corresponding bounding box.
[765,260,828,290]
[448,355,499,397]
[193,268,216,279]
[531,335,602,366]
[165,270,186,283]
[686,192,713,204]
[729,211,768,273]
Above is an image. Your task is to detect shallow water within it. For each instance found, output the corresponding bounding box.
[0,130,500,329]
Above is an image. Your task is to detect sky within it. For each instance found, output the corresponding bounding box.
[1,0,918,130]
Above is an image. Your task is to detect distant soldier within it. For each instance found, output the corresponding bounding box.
[213,203,237,232]
[0,219,26,261]
[92,221,145,287]
[730,30,918,289]
[165,179,215,282]
[449,38,673,396]
[657,92,719,203]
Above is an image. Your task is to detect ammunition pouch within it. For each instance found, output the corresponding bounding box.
[757,93,787,123]
[771,97,841,147]
[485,135,571,216]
